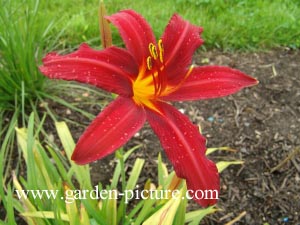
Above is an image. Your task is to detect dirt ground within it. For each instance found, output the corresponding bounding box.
[4,49,300,224]
[192,49,300,224]
[59,48,300,224]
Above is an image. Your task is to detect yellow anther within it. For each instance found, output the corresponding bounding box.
[146,56,152,70]
[158,39,164,63]
[148,43,158,60]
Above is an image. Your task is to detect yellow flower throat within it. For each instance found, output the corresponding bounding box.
[132,39,166,111]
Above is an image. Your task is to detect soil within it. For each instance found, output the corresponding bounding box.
[4,49,300,224]
[192,49,300,225]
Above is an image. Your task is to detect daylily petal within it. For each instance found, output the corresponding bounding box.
[163,66,258,101]
[146,101,219,207]
[161,14,203,85]
[40,43,138,97]
[71,96,146,164]
[106,10,156,67]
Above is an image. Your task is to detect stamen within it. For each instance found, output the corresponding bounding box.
[146,56,152,70]
[149,43,158,60]
[140,41,167,99]
[154,71,162,96]
[158,39,164,63]
[162,65,195,96]
[151,72,158,95]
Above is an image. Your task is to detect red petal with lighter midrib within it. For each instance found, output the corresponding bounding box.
[146,102,219,207]
[106,10,156,67]
[163,66,258,101]
[72,97,146,164]
[161,14,203,85]
[40,44,137,97]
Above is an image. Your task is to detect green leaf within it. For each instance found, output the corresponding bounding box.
[33,145,55,190]
[5,186,17,225]
[64,183,80,225]
[173,184,187,225]
[55,121,92,189]
[143,188,183,225]
[157,153,169,187]
[185,206,218,224]
[125,158,145,191]
[26,109,36,188]
[82,199,108,225]
[15,127,29,163]
[206,147,236,155]
[133,187,160,225]
[46,146,72,185]
[20,211,69,221]
[217,160,244,173]
[55,121,75,160]
[106,190,117,225]
[79,203,90,225]
[12,172,47,225]
[124,199,145,224]
[12,172,36,212]
[111,145,141,189]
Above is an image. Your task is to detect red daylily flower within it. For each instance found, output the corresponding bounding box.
[40,10,257,207]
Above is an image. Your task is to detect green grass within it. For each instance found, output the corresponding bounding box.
[0,0,108,183]
[0,0,52,181]
[45,0,300,51]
